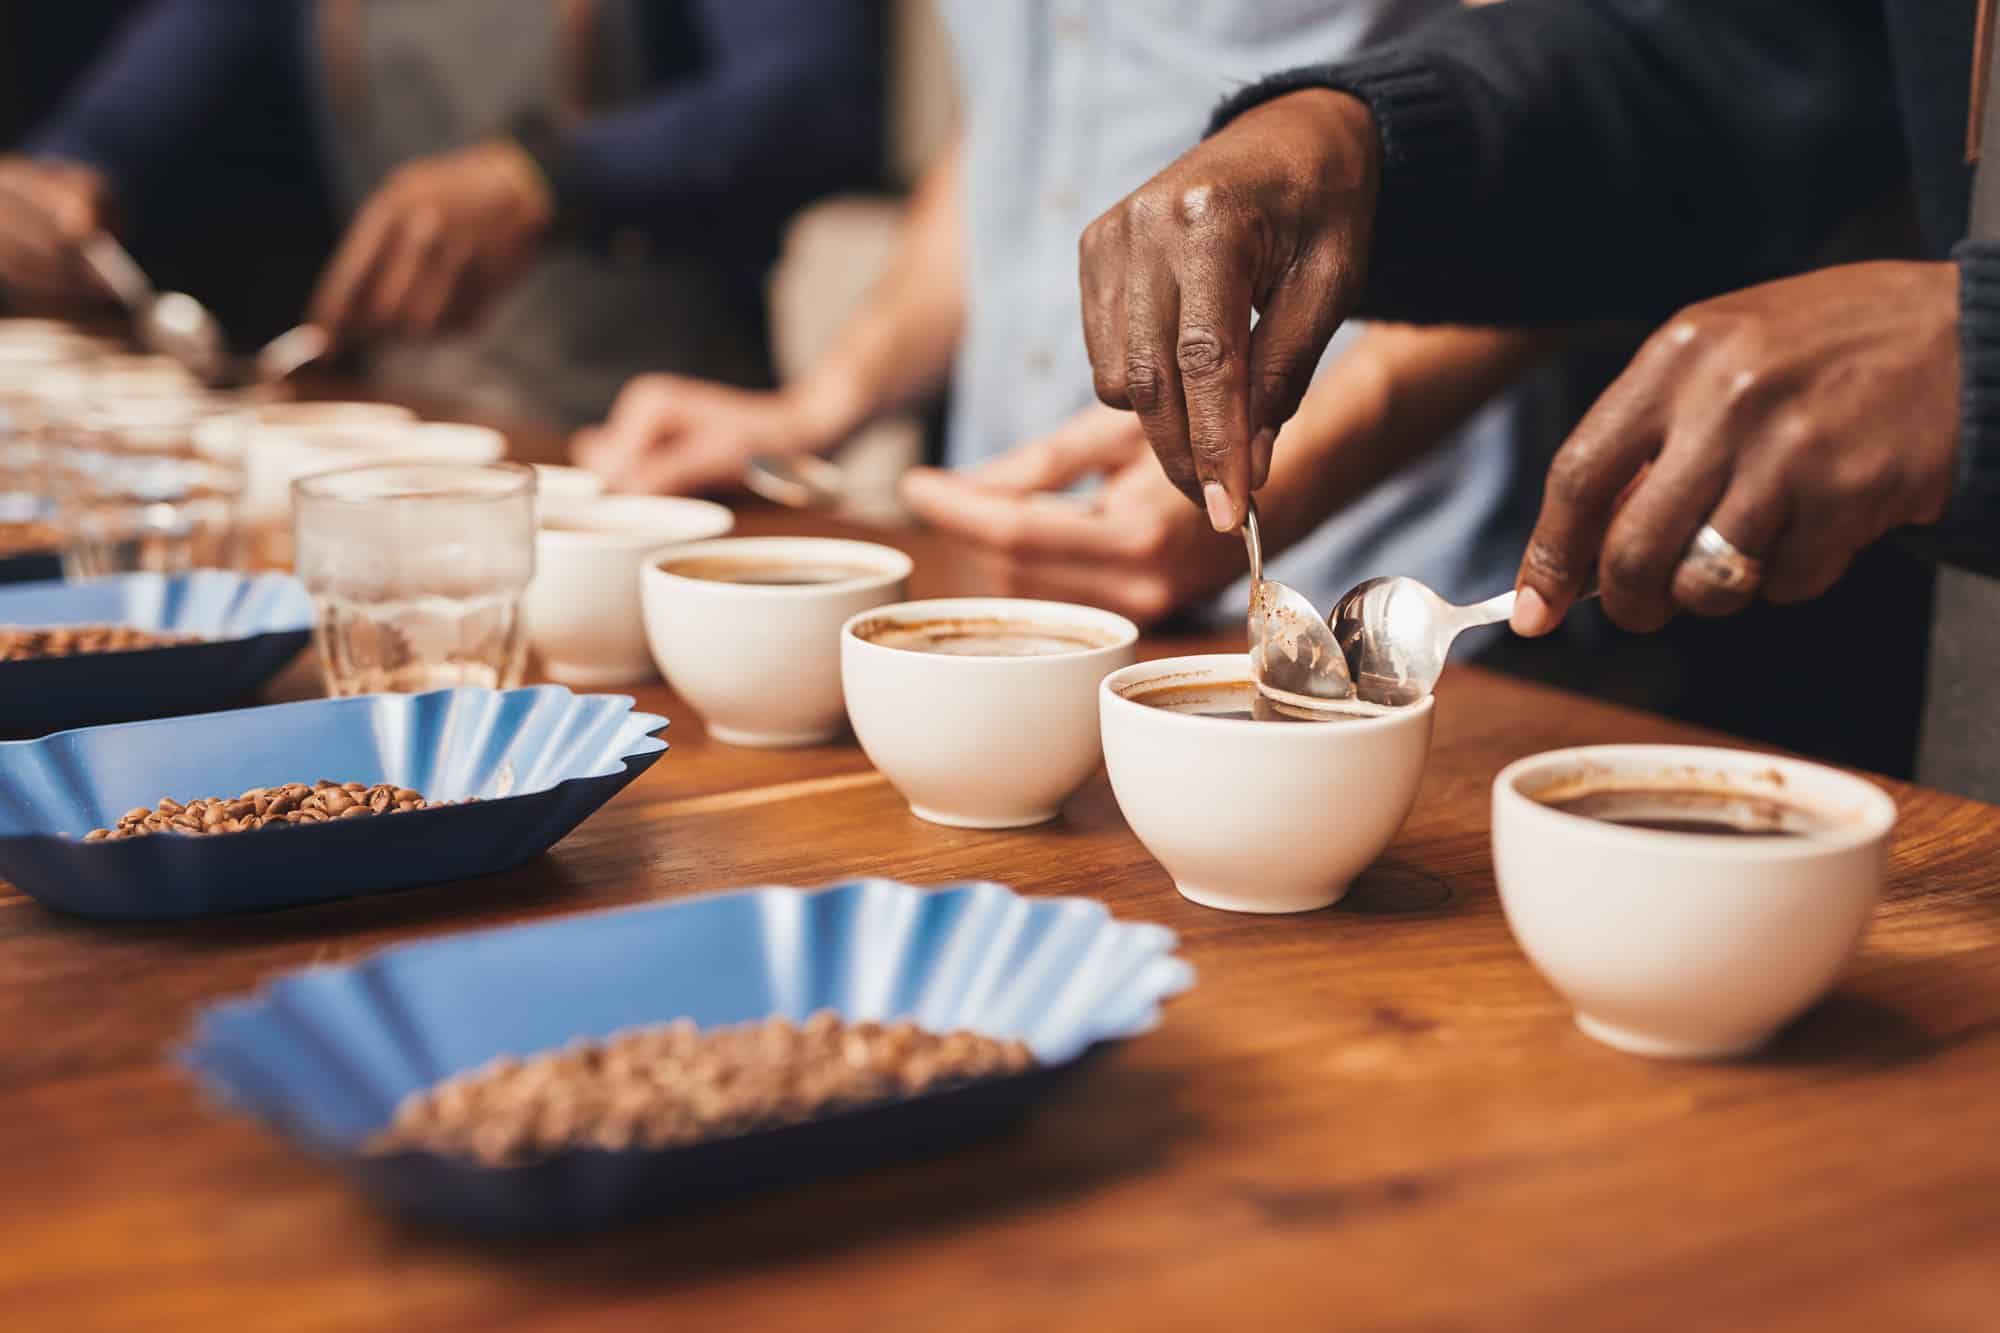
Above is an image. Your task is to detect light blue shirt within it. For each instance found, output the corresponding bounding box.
[936,0,1553,621]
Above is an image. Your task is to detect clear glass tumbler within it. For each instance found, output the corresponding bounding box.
[50,447,242,578]
[293,462,536,695]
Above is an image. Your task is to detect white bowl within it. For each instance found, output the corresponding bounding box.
[530,463,603,505]
[1492,744,1897,1059]
[240,420,503,523]
[844,598,1138,828]
[1100,655,1434,913]
[641,536,912,747]
[525,495,735,686]
[193,401,417,466]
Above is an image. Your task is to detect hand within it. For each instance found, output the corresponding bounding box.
[1513,261,1960,636]
[573,374,838,495]
[0,157,113,308]
[308,139,552,343]
[1078,89,1381,532]
[899,405,1242,626]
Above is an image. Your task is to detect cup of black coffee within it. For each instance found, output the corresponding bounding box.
[642,537,913,747]
[1491,744,1897,1059]
[842,597,1139,827]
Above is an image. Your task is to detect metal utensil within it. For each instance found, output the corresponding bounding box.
[744,453,851,510]
[1242,498,1356,705]
[251,324,330,385]
[79,233,230,386]
[1332,575,1601,706]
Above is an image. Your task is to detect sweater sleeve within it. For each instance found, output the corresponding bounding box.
[24,0,298,224]
[514,0,882,246]
[1210,0,1908,325]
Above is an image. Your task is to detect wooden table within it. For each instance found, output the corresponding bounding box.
[5,412,2000,1332]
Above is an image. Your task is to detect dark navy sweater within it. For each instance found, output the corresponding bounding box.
[1213,0,2000,568]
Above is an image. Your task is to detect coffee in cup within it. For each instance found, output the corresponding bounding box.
[659,555,886,587]
[851,615,1121,657]
[1124,678,1358,723]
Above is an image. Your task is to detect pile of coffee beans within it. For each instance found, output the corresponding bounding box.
[366,1012,1039,1164]
[0,624,202,661]
[83,781,471,841]
[0,520,61,559]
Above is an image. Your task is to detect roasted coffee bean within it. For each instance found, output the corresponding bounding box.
[364,1013,1038,1166]
[0,624,202,661]
[80,782,476,842]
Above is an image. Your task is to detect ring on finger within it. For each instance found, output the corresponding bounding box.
[1678,523,1765,593]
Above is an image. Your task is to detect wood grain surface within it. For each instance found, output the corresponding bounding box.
[3,397,1998,1333]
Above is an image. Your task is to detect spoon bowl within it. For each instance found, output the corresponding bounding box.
[1242,500,1354,704]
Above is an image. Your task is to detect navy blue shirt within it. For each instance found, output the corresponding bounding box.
[28,0,882,268]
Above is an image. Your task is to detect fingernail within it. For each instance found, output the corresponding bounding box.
[1203,482,1234,532]
[1511,586,1558,637]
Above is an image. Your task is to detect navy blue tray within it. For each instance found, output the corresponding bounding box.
[180,879,1193,1234]
[0,570,313,732]
[0,685,667,919]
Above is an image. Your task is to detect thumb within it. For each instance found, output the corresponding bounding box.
[971,405,1145,495]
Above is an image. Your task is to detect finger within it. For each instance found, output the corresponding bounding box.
[0,184,80,293]
[901,468,1152,560]
[1246,243,1344,467]
[1175,228,1256,531]
[1671,457,1790,618]
[581,381,683,482]
[1595,425,1736,633]
[626,436,747,497]
[1123,250,1199,513]
[1513,367,1667,636]
[970,406,1143,495]
[1761,489,1862,605]
[309,201,401,337]
[402,232,474,336]
[1080,211,1133,410]
[364,210,448,333]
[966,550,1176,627]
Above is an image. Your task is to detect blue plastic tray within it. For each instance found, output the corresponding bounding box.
[0,685,667,919]
[0,570,313,732]
[180,879,1193,1234]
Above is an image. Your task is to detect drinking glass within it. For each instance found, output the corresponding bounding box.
[50,447,241,577]
[293,462,536,695]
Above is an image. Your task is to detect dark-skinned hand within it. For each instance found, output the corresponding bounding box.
[1511,261,1961,636]
[308,139,552,346]
[0,156,114,309]
[1078,89,1380,532]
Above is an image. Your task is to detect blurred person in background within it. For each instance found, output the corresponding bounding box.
[0,0,882,428]
[577,1,1569,640]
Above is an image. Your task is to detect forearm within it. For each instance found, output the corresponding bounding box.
[1255,324,1556,554]
[522,0,880,242]
[1215,0,1902,324]
[784,147,968,447]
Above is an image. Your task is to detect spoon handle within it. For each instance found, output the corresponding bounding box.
[79,232,154,313]
[1241,497,1264,585]
[1462,576,1602,633]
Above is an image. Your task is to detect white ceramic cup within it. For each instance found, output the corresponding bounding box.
[1100,654,1435,913]
[843,597,1139,828]
[530,463,604,505]
[1491,744,1897,1060]
[239,420,504,523]
[525,495,735,686]
[642,536,912,747]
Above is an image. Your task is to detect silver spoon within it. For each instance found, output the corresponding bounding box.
[744,453,851,510]
[80,233,230,386]
[1332,574,1601,707]
[1242,498,1357,706]
[250,324,331,385]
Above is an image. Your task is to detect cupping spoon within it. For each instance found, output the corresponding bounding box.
[1242,497,1357,706]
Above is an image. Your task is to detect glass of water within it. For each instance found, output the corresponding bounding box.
[293,462,536,695]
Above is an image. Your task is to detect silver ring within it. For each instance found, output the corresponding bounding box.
[1680,523,1764,592]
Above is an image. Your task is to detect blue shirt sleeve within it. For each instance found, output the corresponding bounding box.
[519,0,883,245]
[24,0,301,223]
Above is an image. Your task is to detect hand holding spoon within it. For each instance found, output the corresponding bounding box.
[1332,575,1599,706]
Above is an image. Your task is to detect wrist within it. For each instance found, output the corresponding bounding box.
[780,371,870,454]
[482,138,555,233]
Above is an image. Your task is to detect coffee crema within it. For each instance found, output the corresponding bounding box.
[1532,785,1837,837]
[1124,680,1357,723]
[662,556,884,586]
[856,616,1119,657]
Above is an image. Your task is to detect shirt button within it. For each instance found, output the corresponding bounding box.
[1046,187,1080,213]
[1026,348,1055,376]
[1052,13,1087,40]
